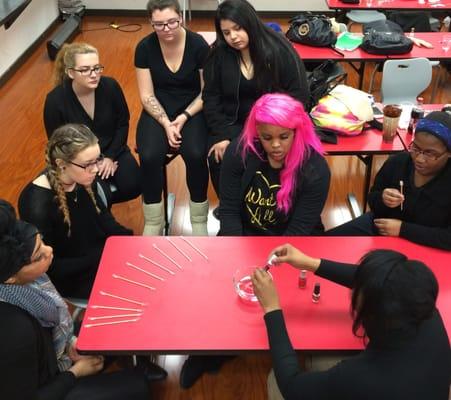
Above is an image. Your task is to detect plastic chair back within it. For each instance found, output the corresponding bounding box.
[381,57,432,104]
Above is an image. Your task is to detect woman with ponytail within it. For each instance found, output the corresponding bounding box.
[18,124,132,299]
[44,42,141,205]
[219,93,330,236]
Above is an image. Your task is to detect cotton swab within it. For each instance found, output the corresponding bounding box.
[91,305,143,312]
[112,274,156,291]
[139,253,175,275]
[166,237,192,261]
[180,236,209,260]
[126,261,165,281]
[153,244,183,270]
[400,180,404,211]
[99,291,147,306]
[85,318,140,328]
[88,313,142,321]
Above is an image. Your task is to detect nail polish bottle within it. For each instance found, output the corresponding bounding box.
[312,283,321,303]
[298,270,307,289]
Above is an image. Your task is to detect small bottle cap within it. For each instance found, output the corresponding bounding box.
[416,96,424,105]
[411,108,424,119]
[267,254,277,266]
[300,269,307,278]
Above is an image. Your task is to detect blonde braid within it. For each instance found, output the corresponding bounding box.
[45,150,72,235]
[45,123,100,236]
[85,186,101,214]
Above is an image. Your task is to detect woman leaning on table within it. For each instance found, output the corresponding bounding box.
[0,200,149,400]
[18,124,133,299]
[251,243,451,400]
[327,111,451,250]
[44,42,141,205]
[219,93,330,236]
[202,0,310,199]
[135,0,210,236]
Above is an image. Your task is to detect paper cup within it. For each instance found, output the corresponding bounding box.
[382,105,402,143]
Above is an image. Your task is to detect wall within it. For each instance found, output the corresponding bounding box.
[0,0,59,78]
[82,0,329,12]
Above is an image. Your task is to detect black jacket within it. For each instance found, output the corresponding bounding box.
[265,259,451,400]
[202,45,310,144]
[220,139,330,236]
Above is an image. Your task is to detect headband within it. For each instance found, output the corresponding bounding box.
[415,119,451,151]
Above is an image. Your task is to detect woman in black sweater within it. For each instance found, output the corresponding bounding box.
[220,93,330,236]
[252,244,451,400]
[44,42,141,205]
[19,124,133,299]
[327,111,451,250]
[202,0,310,197]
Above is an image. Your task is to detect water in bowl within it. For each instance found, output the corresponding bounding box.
[235,275,258,302]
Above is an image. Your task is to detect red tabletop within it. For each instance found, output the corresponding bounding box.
[77,236,451,355]
[322,127,407,154]
[292,32,451,62]
[327,0,451,10]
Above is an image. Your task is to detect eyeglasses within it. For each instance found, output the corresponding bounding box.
[408,142,448,161]
[71,65,104,76]
[151,19,180,31]
[69,155,104,172]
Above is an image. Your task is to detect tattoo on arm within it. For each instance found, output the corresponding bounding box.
[144,95,169,124]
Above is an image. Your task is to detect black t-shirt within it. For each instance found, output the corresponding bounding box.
[237,72,257,124]
[134,29,210,118]
[243,163,288,235]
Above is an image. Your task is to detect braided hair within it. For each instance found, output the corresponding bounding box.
[45,124,100,235]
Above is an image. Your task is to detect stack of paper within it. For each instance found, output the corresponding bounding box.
[335,32,363,51]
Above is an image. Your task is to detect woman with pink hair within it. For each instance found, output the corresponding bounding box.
[220,93,330,236]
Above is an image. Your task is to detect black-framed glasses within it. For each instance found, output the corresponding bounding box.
[408,142,448,162]
[69,155,104,172]
[71,65,104,76]
[151,19,180,31]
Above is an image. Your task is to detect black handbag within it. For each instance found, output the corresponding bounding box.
[286,13,337,47]
[361,20,414,55]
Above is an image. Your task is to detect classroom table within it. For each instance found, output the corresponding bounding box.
[76,236,451,355]
[291,32,451,90]
[326,0,451,11]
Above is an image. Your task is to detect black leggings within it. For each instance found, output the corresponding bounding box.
[99,148,141,204]
[137,111,209,204]
[65,369,149,400]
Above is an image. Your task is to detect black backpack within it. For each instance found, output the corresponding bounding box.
[286,13,337,47]
[361,20,414,55]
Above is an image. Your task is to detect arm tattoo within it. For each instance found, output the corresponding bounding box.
[144,95,168,123]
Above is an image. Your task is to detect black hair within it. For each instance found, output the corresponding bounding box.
[351,249,438,342]
[212,0,305,96]
[0,200,36,282]
[146,0,181,16]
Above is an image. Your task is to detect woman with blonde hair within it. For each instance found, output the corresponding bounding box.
[19,124,132,299]
[44,42,141,205]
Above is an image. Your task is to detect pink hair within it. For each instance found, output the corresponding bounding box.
[239,93,324,214]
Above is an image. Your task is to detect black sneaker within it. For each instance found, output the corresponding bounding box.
[179,355,233,389]
[135,358,168,382]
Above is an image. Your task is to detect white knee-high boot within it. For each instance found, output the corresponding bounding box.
[189,200,209,236]
[142,201,164,236]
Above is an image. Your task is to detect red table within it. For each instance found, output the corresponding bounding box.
[292,32,451,90]
[77,236,451,355]
[327,0,451,10]
[323,124,408,215]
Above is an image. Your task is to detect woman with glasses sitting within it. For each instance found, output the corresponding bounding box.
[135,0,210,236]
[44,42,141,205]
[327,111,451,250]
[18,124,133,299]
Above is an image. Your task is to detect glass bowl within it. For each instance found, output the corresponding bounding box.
[233,266,271,303]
